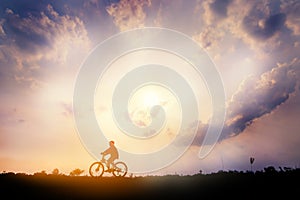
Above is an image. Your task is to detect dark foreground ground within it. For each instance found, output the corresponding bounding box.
[1,168,299,199]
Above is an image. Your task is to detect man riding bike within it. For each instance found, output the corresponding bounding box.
[101,140,119,172]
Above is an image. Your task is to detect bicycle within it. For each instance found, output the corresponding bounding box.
[89,156,128,177]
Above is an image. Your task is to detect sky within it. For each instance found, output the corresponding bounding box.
[0,0,300,176]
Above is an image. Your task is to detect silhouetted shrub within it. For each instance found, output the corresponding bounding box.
[264,166,277,173]
[69,168,84,176]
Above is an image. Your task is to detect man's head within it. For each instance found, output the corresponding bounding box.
[109,140,115,146]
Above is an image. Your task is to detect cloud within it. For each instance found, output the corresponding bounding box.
[281,0,300,35]
[149,0,201,35]
[0,4,90,89]
[226,1,293,55]
[209,0,232,18]
[223,58,299,138]
[4,8,50,52]
[194,0,248,52]
[0,19,5,37]
[106,0,151,31]
[187,58,299,148]
[193,0,300,71]
[202,0,233,26]
[14,75,45,90]
[0,106,27,126]
[242,13,286,40]
[192,25,224,49]
[17,119,26,123]
[60,102,73,117]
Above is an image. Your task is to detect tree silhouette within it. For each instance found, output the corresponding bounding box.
[69,168,84,176]
[52,168,59,175]
[34,170,47,176]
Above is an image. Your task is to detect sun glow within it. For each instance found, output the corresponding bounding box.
[128,85,174,128]
[91,48,213,156]
[142,91,159,108]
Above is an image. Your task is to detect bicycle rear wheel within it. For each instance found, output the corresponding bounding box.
[89,162,105,177]
[112,161,128,177]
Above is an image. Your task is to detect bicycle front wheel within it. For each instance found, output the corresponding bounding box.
[89,162,105,177]
[112,161,128,177]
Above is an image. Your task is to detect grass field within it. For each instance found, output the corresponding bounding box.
[1,167,299,199]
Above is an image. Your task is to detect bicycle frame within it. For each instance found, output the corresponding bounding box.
[100,156,116,169]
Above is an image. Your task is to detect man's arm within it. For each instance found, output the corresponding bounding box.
[101,147,111,155]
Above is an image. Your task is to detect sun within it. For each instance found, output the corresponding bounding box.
[128,85,165,127]
[141,90,160,108]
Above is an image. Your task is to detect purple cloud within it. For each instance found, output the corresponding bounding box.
[224,59,298,138]
[189,58,299,146]
[243,13,286,40]
[209,0,232,18]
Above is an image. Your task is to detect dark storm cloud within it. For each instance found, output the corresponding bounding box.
[209,0,232,18]
[243,13,286,40]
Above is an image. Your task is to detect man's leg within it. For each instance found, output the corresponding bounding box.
[106,156,113,171]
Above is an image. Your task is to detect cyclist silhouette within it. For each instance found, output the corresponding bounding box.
[101,140,119,172]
